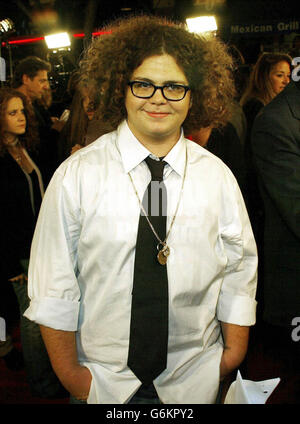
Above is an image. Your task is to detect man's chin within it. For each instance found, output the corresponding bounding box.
[31,92,42,101]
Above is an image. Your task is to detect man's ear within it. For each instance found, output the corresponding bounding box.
[22,74,30,85]
[189,96,193,109]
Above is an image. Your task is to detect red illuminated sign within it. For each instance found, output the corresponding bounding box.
[1,31,112,47]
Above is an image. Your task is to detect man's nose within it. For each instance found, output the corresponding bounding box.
[150,87,167,103]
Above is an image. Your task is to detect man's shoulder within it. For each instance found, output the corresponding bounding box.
[56,130,118,175]
[85,130,117,151]
[263,81,299,114]
[251,82,300,156]
[76,130,117,158]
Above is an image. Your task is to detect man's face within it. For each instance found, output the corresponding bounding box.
[81,87,95,121]
[125,54,191,147]
[23,70,49,100]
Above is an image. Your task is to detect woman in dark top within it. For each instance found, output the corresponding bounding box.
[240,53,292,235]
[0,89,43,282]
[0,88,66,398]
[240,52,292,320]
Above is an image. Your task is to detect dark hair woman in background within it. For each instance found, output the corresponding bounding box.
[0,88,66,398]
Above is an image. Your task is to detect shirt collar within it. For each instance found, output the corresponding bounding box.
[116,120,187,177]
[163,130,186,177]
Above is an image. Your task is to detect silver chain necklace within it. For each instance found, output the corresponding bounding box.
[128,146,187,265]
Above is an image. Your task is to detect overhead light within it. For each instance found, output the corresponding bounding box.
[186,16,218,34]
[0,18,14,34]
[44,32,71,49]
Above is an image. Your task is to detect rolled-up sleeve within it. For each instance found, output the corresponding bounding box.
[217,173,258,326]
[24,160,82,331]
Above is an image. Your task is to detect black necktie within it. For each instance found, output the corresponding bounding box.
[127,156,169,385]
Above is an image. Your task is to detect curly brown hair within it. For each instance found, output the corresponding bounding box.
[79,15,236,135]
[0,88,39,156]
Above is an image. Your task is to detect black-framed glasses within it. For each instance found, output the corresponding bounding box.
[128,81,191,101]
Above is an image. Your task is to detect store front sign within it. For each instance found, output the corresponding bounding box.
[231,20,300,35]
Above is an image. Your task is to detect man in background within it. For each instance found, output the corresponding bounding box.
[252,77,300,402]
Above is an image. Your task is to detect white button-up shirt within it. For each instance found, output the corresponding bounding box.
[25,120,257,404]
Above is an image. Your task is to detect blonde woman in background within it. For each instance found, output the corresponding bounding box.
[241,52,292,136]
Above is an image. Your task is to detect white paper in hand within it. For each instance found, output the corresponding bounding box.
[0,317,5,341]
[59,109,70,122]
[224,370,280,404]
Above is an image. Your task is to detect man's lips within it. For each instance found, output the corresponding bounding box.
[145,111,170,118]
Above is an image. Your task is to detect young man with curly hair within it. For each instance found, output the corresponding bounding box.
[24,16,257,404]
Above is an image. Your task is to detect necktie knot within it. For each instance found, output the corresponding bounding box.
[145,156,166,182]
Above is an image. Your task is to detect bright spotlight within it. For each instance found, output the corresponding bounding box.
[186,16,218,34]
[0,18,14,34]
[45,32,71,49]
